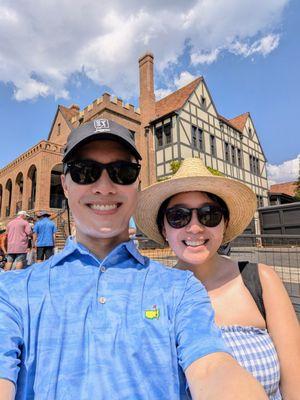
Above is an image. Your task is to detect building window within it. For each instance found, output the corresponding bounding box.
[256,195,264,208]
[191,126,204,151]
[237,148,242,167]
[191,125,197,148]
[231,145,236,165]
[164,123,172,145]
[129,130,135,141]
[201,96,206,109]
[155,122,172,148]
[248,127,252,138]
[249,155,260,175]
[198,128,204,151]
[155,126,163,147]
[224,142,230,162]
[57,123,61,135]
[210,135,216,157]
[254,158,260,175]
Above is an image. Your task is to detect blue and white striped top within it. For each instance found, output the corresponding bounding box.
[221,325,281,399]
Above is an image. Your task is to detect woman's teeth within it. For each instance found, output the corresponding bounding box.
[184,240,207,247]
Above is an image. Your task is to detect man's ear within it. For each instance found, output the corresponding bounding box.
[61,174,68,199]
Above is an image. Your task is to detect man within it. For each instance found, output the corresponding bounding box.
[33,211,57,262]
[4,210,31,270]
[0,118,267,399]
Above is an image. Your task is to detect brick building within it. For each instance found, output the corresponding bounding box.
[0,53,268,228]
[269,181,298,205]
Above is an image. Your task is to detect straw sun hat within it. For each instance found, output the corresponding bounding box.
[135,157,257,245]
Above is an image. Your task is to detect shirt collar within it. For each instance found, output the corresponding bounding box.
[50,236,146,268]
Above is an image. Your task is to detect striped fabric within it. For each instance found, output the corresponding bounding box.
[221,326,281,399]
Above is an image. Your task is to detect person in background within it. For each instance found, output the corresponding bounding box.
[33,211,57,262]
[135,157,300,400]
[5,210,31,270]
[0,119,268,400]
[0,225,7,255]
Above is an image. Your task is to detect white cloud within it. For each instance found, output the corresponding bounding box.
[155,88,172,100]
[191,49,220,65]
[0,0,289,101]
[267,155,299,185]
[230,34,280,57]
[174,71,198,88]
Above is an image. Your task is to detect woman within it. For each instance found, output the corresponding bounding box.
[135,157,300,399]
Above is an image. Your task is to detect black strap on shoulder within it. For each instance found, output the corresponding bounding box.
[238,261,266,321]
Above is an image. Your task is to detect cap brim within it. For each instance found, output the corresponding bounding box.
[63,132,142,162]
[134,175,256,245]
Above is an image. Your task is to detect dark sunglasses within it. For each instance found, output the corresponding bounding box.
[65,159,141,185]
[165,205,225,229]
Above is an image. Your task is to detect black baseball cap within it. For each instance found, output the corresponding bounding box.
[63,118,142,162]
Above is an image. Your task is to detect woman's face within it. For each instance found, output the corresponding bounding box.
[163,191,226,266]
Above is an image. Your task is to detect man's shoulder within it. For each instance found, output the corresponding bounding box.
[0,261,51,293]
[145,258,193,286]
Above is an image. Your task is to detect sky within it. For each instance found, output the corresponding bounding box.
[0,0,299,185]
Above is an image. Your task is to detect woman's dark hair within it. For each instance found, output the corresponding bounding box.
[156,192,230,238]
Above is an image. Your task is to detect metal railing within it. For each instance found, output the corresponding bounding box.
[137,234,300,317]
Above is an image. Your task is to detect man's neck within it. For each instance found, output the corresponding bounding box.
[75,231,130,260]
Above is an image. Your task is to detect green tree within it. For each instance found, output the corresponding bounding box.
[170,160,181,174]
[207,166,224,176]
[294,159,300,200]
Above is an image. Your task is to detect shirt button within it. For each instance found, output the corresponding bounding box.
[100,265,106,272]
[98,297,106,304]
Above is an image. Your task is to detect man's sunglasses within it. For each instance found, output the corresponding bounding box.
[165,205,225,229]
[65,159,141,185]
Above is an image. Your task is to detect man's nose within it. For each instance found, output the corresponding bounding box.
[91,169,117,195]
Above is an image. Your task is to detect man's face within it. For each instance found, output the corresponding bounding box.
[61,140,139,244]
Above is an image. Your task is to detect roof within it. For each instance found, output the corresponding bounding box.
[153,77,202,121]
[228,112,249,132]
[269,182,297,197]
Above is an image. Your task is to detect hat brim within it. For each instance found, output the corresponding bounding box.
[135,175,257,245]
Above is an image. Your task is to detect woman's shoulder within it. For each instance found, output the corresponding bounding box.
[257,263,283,288]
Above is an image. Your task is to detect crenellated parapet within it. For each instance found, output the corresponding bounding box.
[70,93,141,126]
[0,140,64,178]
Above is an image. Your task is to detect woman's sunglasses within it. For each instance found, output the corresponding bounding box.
[165,205,225,229]
[65,159,141,185]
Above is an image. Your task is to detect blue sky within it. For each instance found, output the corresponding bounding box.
[0,0,299,183]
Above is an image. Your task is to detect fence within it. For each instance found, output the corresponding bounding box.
[137,234,300,318]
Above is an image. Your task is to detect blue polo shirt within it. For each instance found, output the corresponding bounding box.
[33,217,57,247]
[0,238,228,399]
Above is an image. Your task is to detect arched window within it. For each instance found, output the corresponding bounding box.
[5,179,12,217]
[27,165,37,210]
[49,164,65,209]
[15,172,24,213]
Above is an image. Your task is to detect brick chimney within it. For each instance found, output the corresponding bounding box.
[139,52,155,122]
[138,52,156,187]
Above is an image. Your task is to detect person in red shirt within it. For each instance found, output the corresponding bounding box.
[5,211,32,270]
